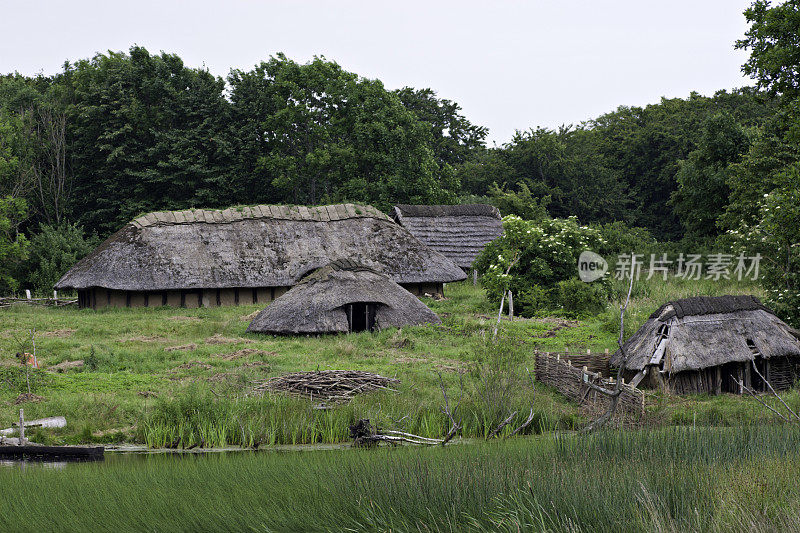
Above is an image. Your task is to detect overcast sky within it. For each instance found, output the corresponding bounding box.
[0,0,755,144]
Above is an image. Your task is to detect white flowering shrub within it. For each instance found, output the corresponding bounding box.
[474,215,608,316]
[727,166,800,327]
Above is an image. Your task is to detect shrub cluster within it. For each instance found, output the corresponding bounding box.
[474,215,609,317]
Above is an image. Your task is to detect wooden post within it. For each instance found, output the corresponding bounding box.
[472,269,478,286]
[738,364,744,395]
[508,291,513,320]
[53,290,58,303]
[19,409,25,444]
[25,289,31,300]
[744,361,752,390]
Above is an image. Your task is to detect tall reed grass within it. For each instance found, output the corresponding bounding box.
[2,425,799,532]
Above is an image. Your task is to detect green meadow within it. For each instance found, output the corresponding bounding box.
[0,278,788,446]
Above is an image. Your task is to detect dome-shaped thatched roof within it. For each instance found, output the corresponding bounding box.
[393,204,503,269]
[55,204,466,291]
[246,260,442,335]
[612,295,800,373]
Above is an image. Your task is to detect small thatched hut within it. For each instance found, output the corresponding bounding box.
[611,295,800,395]
[246,260,441,335]
[392,204,503,271]
[55,204,466,308]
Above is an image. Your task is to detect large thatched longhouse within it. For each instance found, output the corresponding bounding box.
[392,204,503,271]
[246,259,441,335]
[55,204,466,308]
[611,295,800,395]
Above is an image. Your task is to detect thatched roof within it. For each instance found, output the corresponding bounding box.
[55,204,466,291]
[393,204,503,269]
[612,296,800,373]
[246,259,442,335]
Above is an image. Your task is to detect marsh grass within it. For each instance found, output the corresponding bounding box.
[1,425,800,532]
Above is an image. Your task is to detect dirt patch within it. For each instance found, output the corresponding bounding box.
[171,360,212,371]
[39,328,76,338]
[48,360,84,372]
[137,391,157,398]
[238,361,270,369]
[14,393,45,404]
[530,317,580,338]
[207,363,271,383]
[214,348,275,361]
[434,359,473,374]
[165,343,197,352]
[396,356,427,365]
[168,316,201,322]
[204,333,253,345]
[126,335,167,343]
[240,310,260,322]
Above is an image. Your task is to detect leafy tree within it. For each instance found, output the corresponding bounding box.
[64,46,233,235]
[455,147,515,197]
[738,0,800,100]
[395,87,488,169]
[727,164,800,326]
[0,196,29,293]
[671,113,750,241]
[21,222,99,294]
[486,182,549,221]
[229,55,454,210]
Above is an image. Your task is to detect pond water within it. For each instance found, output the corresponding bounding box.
[0,441,359,469]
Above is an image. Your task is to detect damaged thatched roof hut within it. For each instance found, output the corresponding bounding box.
[56,204,466,309]
[246,259,441,335]
[392,204,503,271]
[611,295,800,395]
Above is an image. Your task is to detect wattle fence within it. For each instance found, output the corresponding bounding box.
[534,350,646,421]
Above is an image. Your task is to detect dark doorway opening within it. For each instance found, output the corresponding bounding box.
[346,303,377,333]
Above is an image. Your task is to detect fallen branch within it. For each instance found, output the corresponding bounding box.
[349,373,463,447]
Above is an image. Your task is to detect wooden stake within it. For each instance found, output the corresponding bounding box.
[508,291,513,320]
[19,409,25,444]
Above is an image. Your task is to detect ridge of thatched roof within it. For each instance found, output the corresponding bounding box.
[393,204,501,218]
[246,261,442,335]
[612,295,800,373]
[55,204,466,291]
[392,204,503,269]
[649,295,773,321]
[130,204,388,228]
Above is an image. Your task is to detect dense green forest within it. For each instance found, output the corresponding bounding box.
[0,1,797,323]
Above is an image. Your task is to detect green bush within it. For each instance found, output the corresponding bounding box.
[556,279,607,317]
[474,215,607,316]
[22,222,98,294]
[0,366,51,394]
[593,220,658,259]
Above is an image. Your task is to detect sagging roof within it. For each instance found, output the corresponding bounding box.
[246,259,442,335]
[613,295,800,373]
[55,204,466,291]
[392,204,503,269]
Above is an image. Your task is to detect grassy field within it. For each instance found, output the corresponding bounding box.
[0,278,788,445]
[2,425,800,532]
